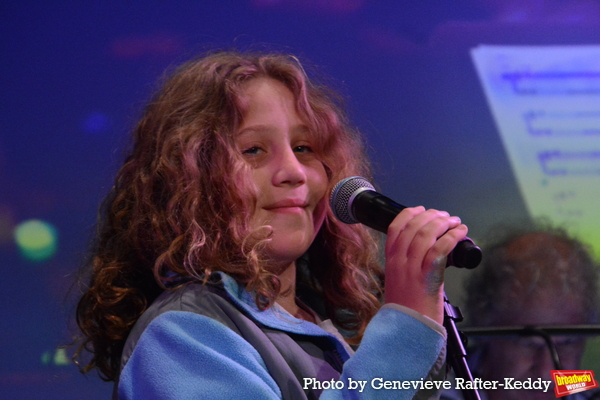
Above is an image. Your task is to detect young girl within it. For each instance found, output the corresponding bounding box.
[75,51,468,399]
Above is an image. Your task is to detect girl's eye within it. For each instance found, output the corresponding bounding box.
[294,145,313,153]
[242,146,264,155]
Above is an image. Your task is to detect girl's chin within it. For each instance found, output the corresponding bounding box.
[264,244,311,267]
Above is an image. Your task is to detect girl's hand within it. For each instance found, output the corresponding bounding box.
[383,206,468,324]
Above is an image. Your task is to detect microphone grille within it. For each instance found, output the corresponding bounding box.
[330,176,375,224]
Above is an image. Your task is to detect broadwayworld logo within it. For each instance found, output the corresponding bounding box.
[551,370,599,398]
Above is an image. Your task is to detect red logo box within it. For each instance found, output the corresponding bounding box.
[551,370,598,398]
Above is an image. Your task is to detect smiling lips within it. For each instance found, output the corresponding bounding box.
[263,199,308,212]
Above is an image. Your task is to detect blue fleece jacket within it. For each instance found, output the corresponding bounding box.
[117,273,447,399]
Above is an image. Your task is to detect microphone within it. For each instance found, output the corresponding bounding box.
[330,176,482,269]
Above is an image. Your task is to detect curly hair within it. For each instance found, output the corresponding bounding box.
[74,50,384,381]
[464,219,600,327]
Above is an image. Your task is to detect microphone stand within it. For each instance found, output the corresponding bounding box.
[444,293,481,400]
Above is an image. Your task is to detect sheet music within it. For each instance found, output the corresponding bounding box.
[471,45,600,254]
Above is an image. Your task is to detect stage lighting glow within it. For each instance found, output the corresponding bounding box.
[14,219,58,261]
[53,348,70,366]
[41,349,71,366]
[83,112,109,134]
[41,351,51,365]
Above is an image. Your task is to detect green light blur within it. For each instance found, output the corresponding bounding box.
[41,351,51,365]
[41,348,71,366]
[53,348,70,366]
[13,219,58,261]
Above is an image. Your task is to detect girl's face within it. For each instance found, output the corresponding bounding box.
[235,78,328,268]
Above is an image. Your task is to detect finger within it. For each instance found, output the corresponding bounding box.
[385,207,446,257]
[422,223,469,271]
[385,206,426,241]
[421,223,468,295]
[404,215,463,268]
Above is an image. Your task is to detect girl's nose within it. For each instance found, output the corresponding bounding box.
[272,146,306,187]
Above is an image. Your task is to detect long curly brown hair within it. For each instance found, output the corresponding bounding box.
[75,50,384,381]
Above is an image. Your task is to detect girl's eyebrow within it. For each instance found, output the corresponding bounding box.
[236,123,310,137]
[236,125,271,137]
[293,124,311,135]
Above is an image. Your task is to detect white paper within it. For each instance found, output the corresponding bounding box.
[471,45,600,254]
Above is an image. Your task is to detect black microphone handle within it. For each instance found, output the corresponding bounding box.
[351,190,482,269]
